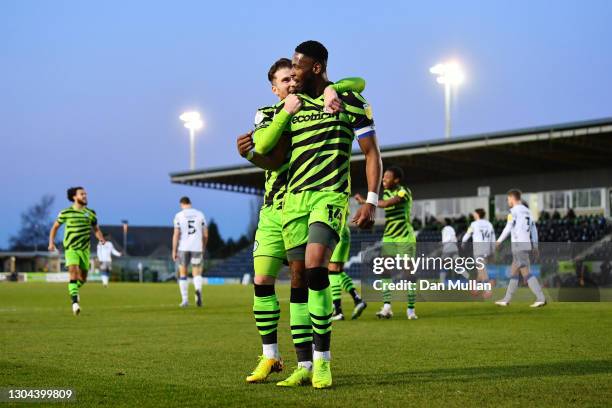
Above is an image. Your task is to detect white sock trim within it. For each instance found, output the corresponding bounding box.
[193,275,203,292]
[313,350,331,361]
[298,361,313,370]
[262,343,279,359]
[179,279,189,302]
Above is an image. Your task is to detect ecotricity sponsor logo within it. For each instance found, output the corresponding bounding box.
[291,111,339,124]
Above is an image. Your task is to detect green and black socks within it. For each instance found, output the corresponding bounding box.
[306,267,332,354]
[407,287,416,309]
[340,271,362,305]
[330,270,362,315]
[329,271,343,315]
[68,279,83,304]
[253,284,280,347]
[290,287,312,363]
[382,277,392,304]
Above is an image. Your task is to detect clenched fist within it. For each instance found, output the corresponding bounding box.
[236,131,254,157]
[283,94,302,115]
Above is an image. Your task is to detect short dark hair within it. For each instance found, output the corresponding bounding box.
[295,40,328,67]
[67,186,84,202]
[475,208,486,219]
[267,58,292,83]
[444,218,452,226]
[385,166,404,181]
[179,196,191,205]
[507,189,522,200]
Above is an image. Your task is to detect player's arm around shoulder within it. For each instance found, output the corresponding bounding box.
[252,101,295,155]
[324,77,366,113]
[237,104,291,170]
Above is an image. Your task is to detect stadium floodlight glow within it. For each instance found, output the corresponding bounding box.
[430,61,464,139]
[179,111,204,170]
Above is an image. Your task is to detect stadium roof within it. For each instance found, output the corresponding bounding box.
[169,117,612,196]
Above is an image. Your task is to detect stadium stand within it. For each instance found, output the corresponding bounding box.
[171,118,612,280]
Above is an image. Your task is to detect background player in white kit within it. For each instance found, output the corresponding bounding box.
[440,219,470,282]
[495,190,546,307]
[462,209,495,298]
[97,234,122,287]
[172,196,209,308]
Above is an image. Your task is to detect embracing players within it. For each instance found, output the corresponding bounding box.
[277,41,381,388]
[239,41,381,388]
[237,51,372,387]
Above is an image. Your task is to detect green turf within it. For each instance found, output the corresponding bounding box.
[1,283,611,407]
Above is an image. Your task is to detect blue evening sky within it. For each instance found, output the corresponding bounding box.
[1,0,611,247]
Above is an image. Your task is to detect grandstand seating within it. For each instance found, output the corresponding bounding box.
[206,247,255,277]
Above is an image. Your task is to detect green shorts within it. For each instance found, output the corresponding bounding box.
[65,248,90,271]
[253,205,286,260]
[381,237,417,258]
[330,223,350,263]
[282,191,348,251]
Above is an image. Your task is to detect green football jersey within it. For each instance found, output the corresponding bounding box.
[286,89,375,195]
[382,185,415,241]
[252,78,368,207]
[56,206,97,250]
[253,104,290,209]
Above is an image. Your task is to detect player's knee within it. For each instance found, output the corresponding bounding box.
[305,243,332,269]
[328,262,342,273]
[254,275,275,285]
[305,267,329,291]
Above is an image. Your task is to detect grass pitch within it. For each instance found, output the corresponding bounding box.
[1,283,611,407]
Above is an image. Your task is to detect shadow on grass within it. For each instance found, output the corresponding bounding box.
[340,359,612,387]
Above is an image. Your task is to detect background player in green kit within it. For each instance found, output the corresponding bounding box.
[48,187,105,316]
[252,41,382,388]
[329,220,367,321]
[356,166,417,320]
[236,58,367,385]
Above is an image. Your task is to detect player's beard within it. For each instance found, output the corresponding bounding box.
[291,73,312,94]
[289,80,302,93]
[76,198,87,206]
